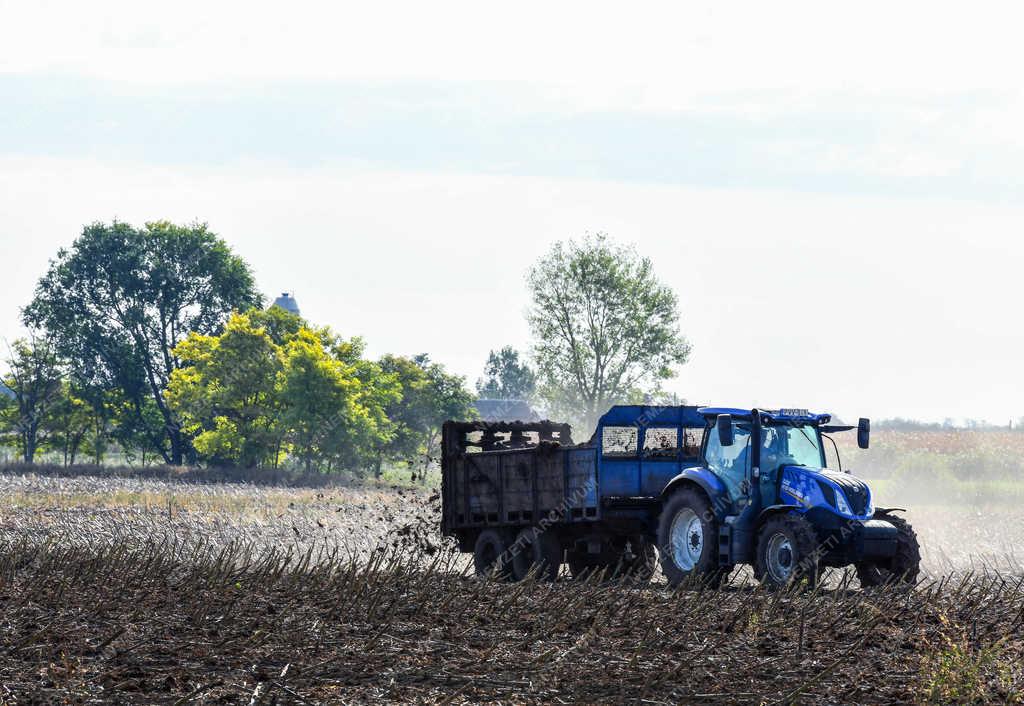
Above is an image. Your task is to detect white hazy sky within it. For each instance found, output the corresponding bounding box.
[2,1,1023,424]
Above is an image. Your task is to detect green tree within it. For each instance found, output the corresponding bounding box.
[166,312,285,468]
[0,386,12,461]
[105,393,164,466]
[1,337,64,463]
[378,354,475,481]
[280,329,397,473]
[375,355,431,478]
[526,233,691,432]
[476,346,537,401]
[24,220,261,465]
[45,382,93,466]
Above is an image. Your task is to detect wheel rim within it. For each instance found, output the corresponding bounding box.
[766,532,795,583]
[669,508,704,571]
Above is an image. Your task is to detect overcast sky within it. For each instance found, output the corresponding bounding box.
[2,1,1023,424]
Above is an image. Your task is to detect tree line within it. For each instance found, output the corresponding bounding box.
[1,224,692,474]
[0,221,474,475]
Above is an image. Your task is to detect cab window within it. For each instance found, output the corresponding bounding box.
[761,424,823,470]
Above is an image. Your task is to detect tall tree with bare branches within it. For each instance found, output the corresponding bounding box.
[526,233,691,432]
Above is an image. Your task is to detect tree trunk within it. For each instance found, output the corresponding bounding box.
[169,427,184,466]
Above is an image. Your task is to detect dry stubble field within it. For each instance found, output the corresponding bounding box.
[0,467,1023,705]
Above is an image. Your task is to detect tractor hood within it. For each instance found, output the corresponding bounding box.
[779,465,874,520]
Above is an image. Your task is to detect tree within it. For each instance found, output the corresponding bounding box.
[0,387,12,460]
[280,329,396,473]
[166,310,398,473]
[247,305,306,346]
[526,233,691,432]
[377,354,475,481]
[375,355,431,478]
[24,220,261,464]
[46,382,93,466]
[476,346,537,401]
[1,337,64,463]
[166,312,285,468]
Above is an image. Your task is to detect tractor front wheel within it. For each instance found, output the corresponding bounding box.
[754,513,820,590]
[856,515,921,588]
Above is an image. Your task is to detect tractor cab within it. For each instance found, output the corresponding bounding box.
[698,407,874,522]
[590,404,878,529]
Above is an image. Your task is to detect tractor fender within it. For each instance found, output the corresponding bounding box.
[755,504,799,530]
[661,467,730,520]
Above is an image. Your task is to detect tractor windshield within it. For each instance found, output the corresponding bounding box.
[761,423,824,470]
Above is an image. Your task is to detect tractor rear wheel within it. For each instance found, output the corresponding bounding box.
[856,515,921,588]
[473,529,514,581]
[511,526,563,581]
[657,487,726,587]
[754,513,820,590]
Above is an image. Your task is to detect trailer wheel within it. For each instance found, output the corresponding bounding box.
[657,487,724,587]
[754,513,819,590]
[511,527,563,581]
[856,515,921,588]
[473,529,514,581]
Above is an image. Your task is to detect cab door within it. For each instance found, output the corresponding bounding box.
[703,421,753,509]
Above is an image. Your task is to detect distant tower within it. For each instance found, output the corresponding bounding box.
[271,292,301,316]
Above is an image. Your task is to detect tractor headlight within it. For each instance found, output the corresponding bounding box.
[835,489,852,515]
[835,487,851,514]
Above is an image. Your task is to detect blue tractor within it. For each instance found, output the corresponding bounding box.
[440,405,920,588]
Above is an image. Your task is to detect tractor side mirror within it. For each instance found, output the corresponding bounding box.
[717,414,734,447]
[857,418,870,449]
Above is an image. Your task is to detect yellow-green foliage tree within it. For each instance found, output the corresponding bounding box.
[166,313,285,468]
[167,310,400,472]
[280,330,398,473]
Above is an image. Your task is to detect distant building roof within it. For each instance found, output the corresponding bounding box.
[271,292,301,316]
[474,399,541,423]
[0,382,13,399]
